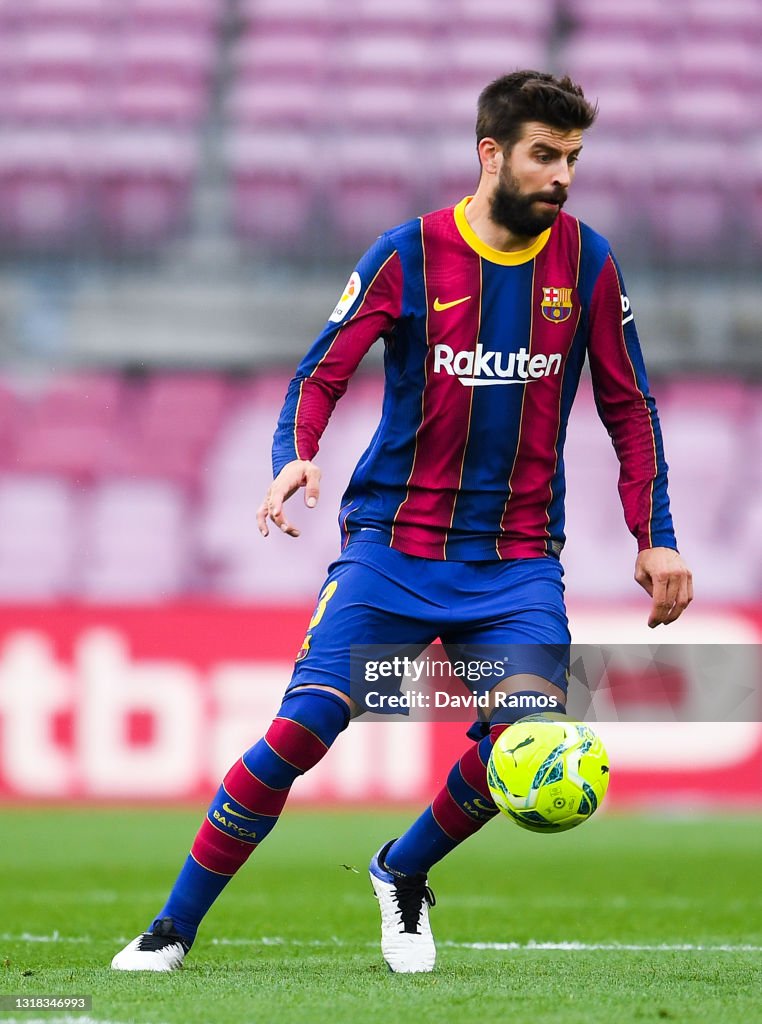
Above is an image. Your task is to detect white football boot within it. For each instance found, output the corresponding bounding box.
[111,917,191,971]
[369,840,436,973]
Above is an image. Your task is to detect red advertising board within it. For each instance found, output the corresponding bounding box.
[0,604,761,806]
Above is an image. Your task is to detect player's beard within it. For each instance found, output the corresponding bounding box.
[489,165,567,239]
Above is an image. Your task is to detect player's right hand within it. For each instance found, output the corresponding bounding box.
[257,459,321,538]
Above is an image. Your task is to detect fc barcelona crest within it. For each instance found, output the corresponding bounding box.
[541,286,573,323]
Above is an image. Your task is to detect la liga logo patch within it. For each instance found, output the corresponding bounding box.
[541,286,573,323]
[329,271,361,323]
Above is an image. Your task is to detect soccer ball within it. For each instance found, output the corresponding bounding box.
[487,714,609,833]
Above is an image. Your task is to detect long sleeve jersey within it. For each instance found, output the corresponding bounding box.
[272,197,677,562]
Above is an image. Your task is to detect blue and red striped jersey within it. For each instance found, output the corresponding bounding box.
[272,197,677,561]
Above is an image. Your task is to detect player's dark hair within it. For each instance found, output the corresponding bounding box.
[476,70,597,151]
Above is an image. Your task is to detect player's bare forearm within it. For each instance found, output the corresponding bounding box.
[256,459,321,538]
[634,547,693,627]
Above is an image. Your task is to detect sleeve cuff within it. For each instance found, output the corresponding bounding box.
[637,532,678,552]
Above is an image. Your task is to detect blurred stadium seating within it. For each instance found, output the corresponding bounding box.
[0,0,759,258]
[0,0,214,253]
[219,0,762,259]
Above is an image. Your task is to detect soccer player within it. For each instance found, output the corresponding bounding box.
[112,71,692,973]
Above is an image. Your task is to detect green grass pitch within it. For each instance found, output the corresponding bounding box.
[1,808,761,1024]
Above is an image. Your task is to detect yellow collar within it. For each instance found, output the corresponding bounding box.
[453,196,551,265]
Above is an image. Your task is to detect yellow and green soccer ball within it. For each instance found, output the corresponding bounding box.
[487,714,610,833]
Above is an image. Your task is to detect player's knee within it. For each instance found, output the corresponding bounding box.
[270,686,351,772]
[237,687,350,788]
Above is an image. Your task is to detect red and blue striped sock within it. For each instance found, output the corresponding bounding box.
[153,688,349,943]
[383,723,510,877]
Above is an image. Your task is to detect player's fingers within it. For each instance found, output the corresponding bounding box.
[651,573,680,626]
[272,515,300,537]
[647,575,671,628]
[304,463,321,508]
[267,490,299,536]
[634,565,653,596]
[665,573,680,608]
[268,500,300,537]
[268,486,284,520]
[663,572,693,624]
[256,498,270,537]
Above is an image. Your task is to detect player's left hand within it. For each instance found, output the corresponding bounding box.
[634,547,693,628]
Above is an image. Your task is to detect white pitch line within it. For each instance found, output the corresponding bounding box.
[3,933,760,954]
[210,937,762,953]
[443,940,762,953]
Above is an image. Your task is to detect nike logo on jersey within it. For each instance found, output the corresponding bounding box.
[222,801,258,821]
[433,343,563,386]
[433,295,471,311]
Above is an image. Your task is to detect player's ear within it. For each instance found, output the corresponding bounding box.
[477,137,501,176]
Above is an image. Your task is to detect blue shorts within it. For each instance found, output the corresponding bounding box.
[288,540,571,715]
